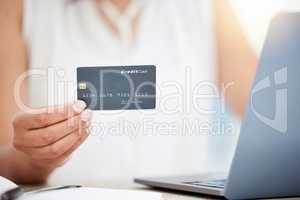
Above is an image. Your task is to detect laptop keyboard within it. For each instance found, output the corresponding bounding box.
[183,179,226,189]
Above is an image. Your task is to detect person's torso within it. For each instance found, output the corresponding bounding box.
[22,0,235,186]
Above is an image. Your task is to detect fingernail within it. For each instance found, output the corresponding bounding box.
[73,100,86,113]
[81,109,92,122]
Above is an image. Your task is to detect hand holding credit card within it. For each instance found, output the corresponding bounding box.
[77,65,156,110]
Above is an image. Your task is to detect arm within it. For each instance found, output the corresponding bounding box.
[213,0,258,117]
[0,0,92,184]
[0,0,36,183]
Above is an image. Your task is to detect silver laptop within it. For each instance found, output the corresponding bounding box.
[134,12,300,199]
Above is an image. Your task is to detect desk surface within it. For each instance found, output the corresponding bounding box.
[24,185,216,200]
[134,186,217,200]
[25,184,300,200]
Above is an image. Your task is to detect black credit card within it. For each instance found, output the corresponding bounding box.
[77,65,156,110]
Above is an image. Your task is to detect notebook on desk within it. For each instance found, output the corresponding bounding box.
[20,187,162,200]
[0,176,162,200]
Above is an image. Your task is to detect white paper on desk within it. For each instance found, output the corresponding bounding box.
[0,176,17,195]
[20,187,163,200]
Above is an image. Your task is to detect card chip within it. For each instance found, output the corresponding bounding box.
[79,82,87,90]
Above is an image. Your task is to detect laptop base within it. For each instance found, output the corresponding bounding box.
[134,174,226,197]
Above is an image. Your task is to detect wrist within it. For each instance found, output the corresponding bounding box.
[9,147,53,184]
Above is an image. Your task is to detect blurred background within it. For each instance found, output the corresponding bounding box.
[231,0,300,54]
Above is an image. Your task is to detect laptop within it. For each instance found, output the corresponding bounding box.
[134,12,300,199]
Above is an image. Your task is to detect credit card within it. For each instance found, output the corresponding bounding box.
[77,65,156,110]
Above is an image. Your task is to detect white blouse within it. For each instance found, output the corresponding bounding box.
[23,0,238,186]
